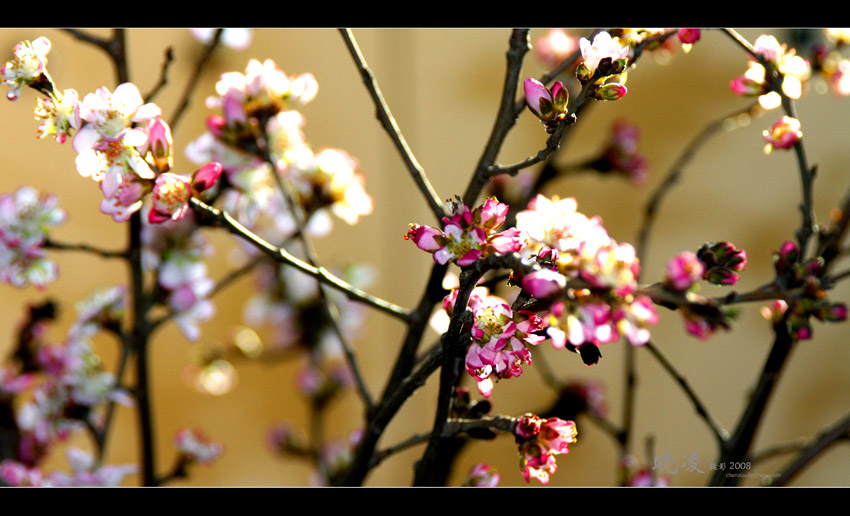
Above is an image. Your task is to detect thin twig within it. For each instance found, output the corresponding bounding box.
[144,46,175,103]
[169,29,222,132]
[643,341,729,445]
[462,29,531,207]
[43,239,127,259]
[340,29,445,222]
[369,433,432,469]
[766,411,850,486]
[189,197,412,322]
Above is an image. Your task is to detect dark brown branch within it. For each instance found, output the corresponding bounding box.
[144,46,175,103]
[340,29,446,222]
[462,29,531,207]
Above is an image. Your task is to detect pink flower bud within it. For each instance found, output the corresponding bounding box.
[191,161,223,194]
[524,78,555,121]
[677,29,701,45]
[729,76,766,96]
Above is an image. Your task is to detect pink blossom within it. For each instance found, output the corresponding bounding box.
[763,116,802,153]
[149,173,191,224]
[75,83,161,144]
[515,414,577,484]
[408,198,519,267]
[2,37,51,100]
[34,88,81,144]
[579,31,629,75]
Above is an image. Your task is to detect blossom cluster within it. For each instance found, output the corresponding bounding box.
[514,414,577,484]
[0,291,135,485]
[0,187,65,288]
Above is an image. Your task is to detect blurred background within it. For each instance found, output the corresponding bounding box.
[0,28,848,487]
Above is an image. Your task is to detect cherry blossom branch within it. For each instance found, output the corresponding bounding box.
[42,238,127,259]
[413,252,547,486]
[340,29,446,222]
[169,29,223,133]
[723,28,816,259]
[462,29,531,207]
[643,340,729,445]
[766,411,850,486]
[189,197,412,321]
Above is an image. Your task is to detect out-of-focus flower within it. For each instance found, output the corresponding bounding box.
[175,428,223,465]
[47,447,137,487]
[593,119,648,184]
[677,29,701,45]
[190,28,253,51]
[627,467,671,487]
[0,186,65,288]
[535,29,578,68]
[2,37,52,101]
[462,463,501,487]
[730,34,810,110]
[0,461,48,486]
[763,116,802,153]
[664,251,705,292]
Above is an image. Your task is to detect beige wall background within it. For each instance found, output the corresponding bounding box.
[0,28,848,487]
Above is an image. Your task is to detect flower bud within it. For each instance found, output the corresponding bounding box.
[142,118,173,173]
[524,78,555,121]
[594,83,628,101]
[677,29,701,45]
